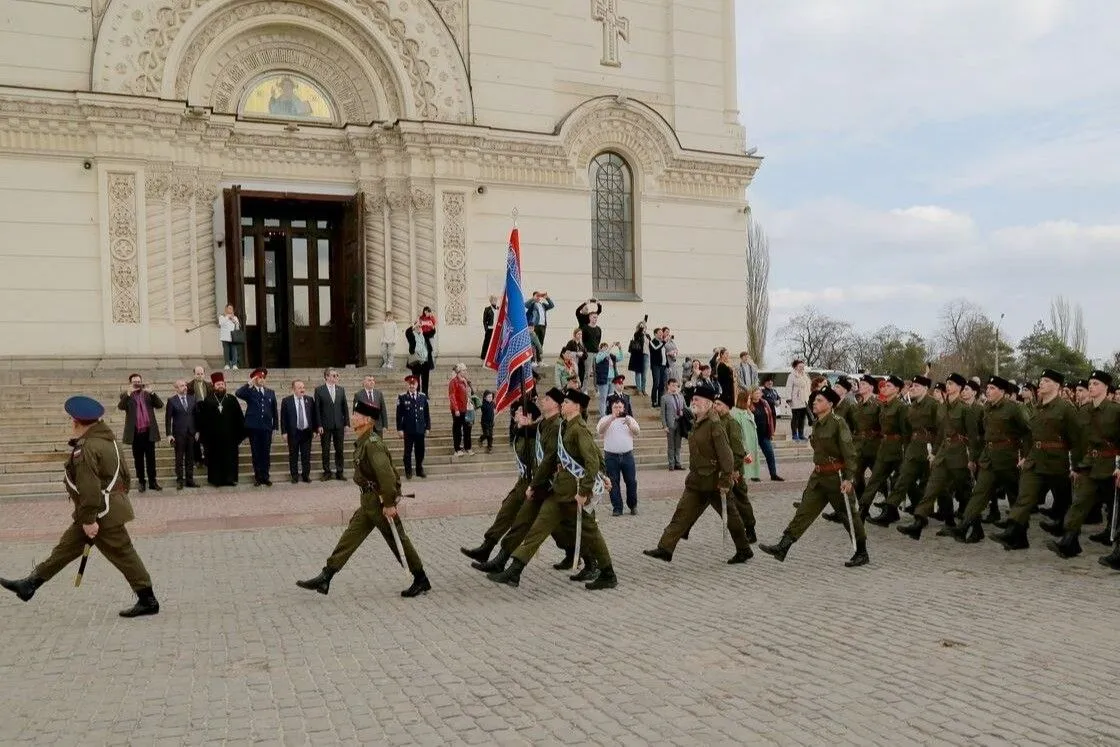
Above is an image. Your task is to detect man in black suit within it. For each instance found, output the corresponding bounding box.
[188,365,211,466]
[353,374,388,434]
[314,368,349,480]
[396,375,431,479]
[165,379,200,490]
[281,379,318,483]
[118,372,164,492]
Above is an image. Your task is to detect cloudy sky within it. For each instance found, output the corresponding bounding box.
[735,0,1120,366]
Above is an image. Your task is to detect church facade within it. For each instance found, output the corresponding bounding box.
[0,0,759,367]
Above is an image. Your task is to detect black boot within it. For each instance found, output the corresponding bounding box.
[585,565,617,590]
[570,558,599,582]
[727,546,753,564]
[991,522,1029,551]
[1086,503,1104,525]
[119,587,160,618]
[896,515,928,540]
[487,558,525,587]
[1045,532,1082,559]
[642,547,673,563]
[822,511,843,524]
[460,540,496,563]
[960,518,985,543]
[845,540,869,568]
[1088,527,1112,546]
[0,575,43,602]
[745,525,758,544]
[759,532,796,562]
[552,548,575,570]
[401,573,432,598]
[1098,542,1120,571]
[981,507,1001,525]
[1039,518,1064,537]
[296,566,336,595]
[472,548,510,573]
[867,504,900,527]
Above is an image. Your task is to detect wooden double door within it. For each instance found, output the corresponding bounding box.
[224,189,366,368]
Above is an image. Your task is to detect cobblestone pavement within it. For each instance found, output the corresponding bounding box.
[2,481,1119,746]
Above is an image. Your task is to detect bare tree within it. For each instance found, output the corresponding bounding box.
[777,307,854,369]
[935,299,1015,379]
[1049,295,1089,355]
[744,214,770,364]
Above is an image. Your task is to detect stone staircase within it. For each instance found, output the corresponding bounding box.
[0,361,811,501]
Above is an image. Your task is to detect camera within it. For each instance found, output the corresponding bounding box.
[82,160,93,171]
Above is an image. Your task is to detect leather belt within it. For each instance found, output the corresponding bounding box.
[813,461,844,475]
[945,435,970,443]
[1034,441,1068,450]
[986,439,1016,449]
[1088,449,1120,458]
[882,434,902,441]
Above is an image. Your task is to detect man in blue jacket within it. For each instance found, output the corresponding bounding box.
[396,375,431,479]
[237,368,279,486]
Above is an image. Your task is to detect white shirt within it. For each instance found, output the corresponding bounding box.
[381,320,398,344]
[217,314,239,342]
[598,414,639,454]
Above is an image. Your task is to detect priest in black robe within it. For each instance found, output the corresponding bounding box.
[197,372,245,487]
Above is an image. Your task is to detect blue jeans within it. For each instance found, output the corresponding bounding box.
[758,437,778,478]
[597,384,610,414]
[651,366,667,406]
[605,451,638,512]
[222,340,239,367]
[634,371,646,393]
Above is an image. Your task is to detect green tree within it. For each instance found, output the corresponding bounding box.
[851,325,929,378]
[933,299,1017,380]
[1016,321,1091,380]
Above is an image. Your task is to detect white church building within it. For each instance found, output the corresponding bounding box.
[0,0,759,367]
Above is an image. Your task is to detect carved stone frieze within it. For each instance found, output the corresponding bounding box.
[107,172,141,324]
[440,191,467,326]
[428,0,468,63]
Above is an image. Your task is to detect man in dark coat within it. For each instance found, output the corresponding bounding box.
[197,372,244,487]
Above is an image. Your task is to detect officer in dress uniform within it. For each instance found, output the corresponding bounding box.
[760,388,869,568]
[0,396,160,617]
[396,375,431,479]
[296,399,431,598]
[236,368,279,486]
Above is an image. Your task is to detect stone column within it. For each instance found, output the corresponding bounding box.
[106,171,141,325]
[386,181,412,320]
[411,184,436,311]
[360,179,388,324]
[169,167,199,325]
[440,191,468,327]
[195,169,221,327]
[143,163,172,323]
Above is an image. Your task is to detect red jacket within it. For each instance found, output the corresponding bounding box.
[448,377,469,413]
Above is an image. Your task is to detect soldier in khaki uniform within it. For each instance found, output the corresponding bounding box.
[0,396,159,618]
[825,375,880,524]
[297,399,431,598]
[896,373,983,540]
[990,369,1081,551]
[643,384,753,565]
[950,376,1031,543]
[489,389,617,590]
[715,397,757,545]
[760,388,869,568]
[1043,370,1120,559]
[868,375,939,526]
[858,375,907,519]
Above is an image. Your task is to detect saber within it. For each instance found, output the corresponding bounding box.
[572,501,584,572]
[1111,486,1118,544]
[387,515,410,577]
[719,488,729,550]
[926,442,934,464]
[74,543,93,587]
[839,471,858,553]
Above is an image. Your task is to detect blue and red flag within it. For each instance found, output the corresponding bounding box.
[484,226,535,412]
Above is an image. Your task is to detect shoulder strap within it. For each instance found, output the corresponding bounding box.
[97,441,122,519]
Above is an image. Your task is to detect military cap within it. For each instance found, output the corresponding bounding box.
[987,375,1012,393]
[354,399,379,418]
[812,388,841,407]
[611,375,626,384]
[884,375,905,389]
[404,375,418,384]
[946,373,968,388]
[690,383,720,402]
[64,395,104,421]
[835,377,854,392]
[912,375,932,388]
[512,400,541,419]
[860,374,880,387]
[210,371,224,384]
[543,387,566,405]
[1089,370,1114,387]
[1074,379,1089,390]
[1020,381,1037,393]
[1039,369,1065,386]
[250,368,268,380]
[562,388,590,407]
[934,382,947,393]
[964,379,983,394]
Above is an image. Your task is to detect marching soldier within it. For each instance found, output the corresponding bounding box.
[949,376,1030,543]
[643,384,753,565]
[825,374,880,523]
[960,378,994,521]
[296,399,431,598]
[715,397,757,545]
[990,369,1080,551]
[489,389,617,590]
[1043,370,1120,559]
[858,375,906,519]
[867,375,939,526]
[460,399,541,565]
[896,373,982,540]
[759,388,869,567]
[0,396,160,617]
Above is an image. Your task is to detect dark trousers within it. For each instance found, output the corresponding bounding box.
[192,437,204,465]
[651,366,667,406]
[130,430,157,484]
[1009,469,1072,526]
[326,506,424,575]
[172,433,195,482]
[247,428,273,480]
[791,408,808,438]
[758,437,778,479]
[480,424,494,449]
[288,429,313,478]
[481,329,494,360]
[403,433,426,471]
[34,522,152,591]
[533,324,547,361]
[321,427,345,474]
[605,451,638,512]
[452,413,472,452]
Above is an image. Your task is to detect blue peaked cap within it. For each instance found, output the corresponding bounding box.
[64,395,105,421]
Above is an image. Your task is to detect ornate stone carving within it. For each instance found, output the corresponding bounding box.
[107,172,141,324]
[440,191,467,326]
[360,178,388,321]
[592,0,630,67]
[92,0,112,42]
[412,185,436,310]
[428,0,468,62]
[93,0,473,123]
[144,163,173,322]
[386,181,412,318]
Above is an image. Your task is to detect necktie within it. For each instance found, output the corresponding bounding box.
[297,399,306,430]
[180,395,187,410]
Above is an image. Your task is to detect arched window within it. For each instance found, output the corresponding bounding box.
[590,152,635,295]
[238,71,338,124]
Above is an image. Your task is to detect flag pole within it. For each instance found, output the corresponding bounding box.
[511,206,529,408]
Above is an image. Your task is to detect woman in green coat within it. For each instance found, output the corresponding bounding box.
[732,389,761,481]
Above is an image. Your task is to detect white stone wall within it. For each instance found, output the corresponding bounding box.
[0,2,91,90]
